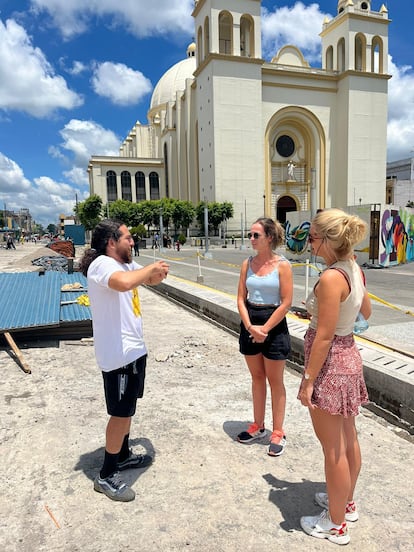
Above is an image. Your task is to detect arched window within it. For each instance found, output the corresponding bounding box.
[164,143,169,198]
[204,17,210,58]
[106,171,117,202]
[326,46,333,70]
[337,38,345,72]
[135,171,146,201]
[197,26,203,65]
[240,15,254,57]
[219,12,232,54]
[355,34,366,71]
[371,36,383,73]
[149,172,160,200]
[121,171,132,201]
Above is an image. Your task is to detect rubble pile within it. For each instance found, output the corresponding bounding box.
[47,240,75,257]
[31,255,72,272]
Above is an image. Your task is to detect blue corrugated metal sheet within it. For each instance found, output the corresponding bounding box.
[60,273,91,322]
[0,271,91,332]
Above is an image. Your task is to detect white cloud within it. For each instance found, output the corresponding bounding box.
[0,153,32,193]
[0,19,83,117]
[57,119,121,170]
[30,0,194,39]
[261,1,329,63]
[0,117,121,226]
[91,61,152,106]
[63,167,89,186]
[61,59,88,76]
[0,152,81,226]
[386,57,414,161]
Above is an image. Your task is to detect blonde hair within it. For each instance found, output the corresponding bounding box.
[254,217,285,249]
[312,208,367,258]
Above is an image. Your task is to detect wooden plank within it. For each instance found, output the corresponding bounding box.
[3,332,31,374]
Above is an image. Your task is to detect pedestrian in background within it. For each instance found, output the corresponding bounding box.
[237,217,293,457]
[80,219,169,502]
[298,208,371,545]
[133,234,140,256]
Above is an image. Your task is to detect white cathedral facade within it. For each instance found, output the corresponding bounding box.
[88,0,390,232]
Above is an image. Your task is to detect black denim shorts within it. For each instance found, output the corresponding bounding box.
[239,303,291,360]
[102,355,147,417]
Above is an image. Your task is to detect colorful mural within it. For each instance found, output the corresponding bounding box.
[380,207,414,266]
[285,220,310,254]
[284,206,414,266]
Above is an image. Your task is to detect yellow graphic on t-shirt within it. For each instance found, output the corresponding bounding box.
[132,288,141,317]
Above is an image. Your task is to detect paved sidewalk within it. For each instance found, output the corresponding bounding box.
[0,243,413,551]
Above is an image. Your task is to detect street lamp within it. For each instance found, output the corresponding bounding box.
[204,201,211,258]
[310,168,317,217]
[159,206,164,252]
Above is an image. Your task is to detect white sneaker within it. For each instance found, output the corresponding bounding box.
[315,492,359,522]
[300,510,350,545]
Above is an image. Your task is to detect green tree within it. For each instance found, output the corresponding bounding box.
[107,199,135,225]
[209,202,225,234]
[221,201,234,221]
[137,200,156,232]
[195,201,234,235]
[75,195,103,231]
[171,200,195,235]
[130,224,147,238]
[47,224,57,235]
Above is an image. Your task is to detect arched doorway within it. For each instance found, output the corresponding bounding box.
[277,195,297,224]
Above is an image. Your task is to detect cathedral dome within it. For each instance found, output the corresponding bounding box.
[150,43,196,111]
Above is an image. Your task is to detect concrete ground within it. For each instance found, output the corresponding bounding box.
[0,242,413,551]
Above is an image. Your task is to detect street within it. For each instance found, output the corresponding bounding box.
[136,243,414,356]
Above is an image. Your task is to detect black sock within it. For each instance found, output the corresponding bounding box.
[118,433,130,463]
[100,451,119,479]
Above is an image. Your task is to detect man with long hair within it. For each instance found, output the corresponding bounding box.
[80,219,169,502]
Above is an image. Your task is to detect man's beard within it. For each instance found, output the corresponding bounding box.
[120,249,132,264]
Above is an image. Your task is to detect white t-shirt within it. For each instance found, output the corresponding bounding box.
[87,255,147,371]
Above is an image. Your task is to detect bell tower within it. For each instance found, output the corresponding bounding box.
[320,0,391,207]
[322,1,389,73]
[192,0,265,224]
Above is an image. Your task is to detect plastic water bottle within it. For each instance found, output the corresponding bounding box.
[353,312,369,335]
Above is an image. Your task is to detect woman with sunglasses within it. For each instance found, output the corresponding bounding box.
[298,208,371,545]
[237,217,293,457]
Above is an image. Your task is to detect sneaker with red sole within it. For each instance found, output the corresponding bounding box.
[268,430,286,456]
[315,492,359,522]
[237,422,265,443]
[300,510,350,545]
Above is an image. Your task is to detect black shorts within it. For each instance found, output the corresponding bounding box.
[102,355,147,417]
[239,303,291,360]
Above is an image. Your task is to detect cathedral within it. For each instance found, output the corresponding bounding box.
[88,0,390,232]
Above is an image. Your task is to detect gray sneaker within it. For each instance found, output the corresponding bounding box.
[315,492,359,522]
[93,471,135,502]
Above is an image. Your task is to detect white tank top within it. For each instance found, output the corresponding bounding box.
[306,259,365,336]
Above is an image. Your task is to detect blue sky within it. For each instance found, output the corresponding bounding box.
[0,0,413,227]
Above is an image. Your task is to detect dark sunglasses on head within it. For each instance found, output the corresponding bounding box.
[247,232,262,239]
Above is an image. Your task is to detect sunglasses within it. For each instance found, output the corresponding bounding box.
[308,234,323,243]
[247,232,262,239]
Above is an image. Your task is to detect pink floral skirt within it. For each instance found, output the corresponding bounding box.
[299,328,369,417]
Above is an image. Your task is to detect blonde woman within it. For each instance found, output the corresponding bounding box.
[298,209,371,545]
[237,218,293,456]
